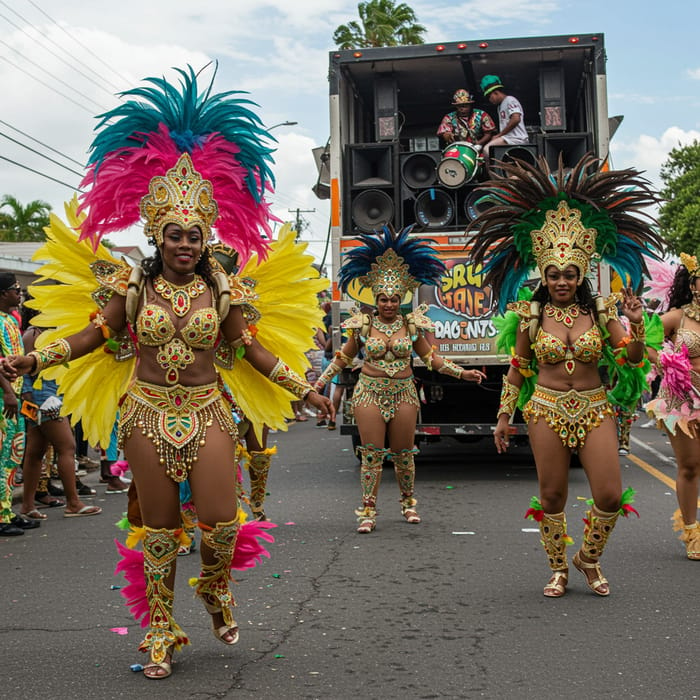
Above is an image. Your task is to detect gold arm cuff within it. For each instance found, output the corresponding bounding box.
[316,362,342,389]
[28,338,72,373]
[268,359,313,400]
[498,375,520,417]
[438,358,463,379]
[420,348,435,370]
[629,320,646,343]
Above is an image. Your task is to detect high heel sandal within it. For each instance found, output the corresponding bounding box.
[203,598,239,645]
[543,570,568,598]
[355,506,376,534]
[143,649,173,680]
[572,552,609,596]
[401,504,421,524]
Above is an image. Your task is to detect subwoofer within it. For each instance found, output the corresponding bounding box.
[350,189,395,233]
[489,144,538,177]
[542,133,591,170]
[413,188,455,229]
[401,152,438,189]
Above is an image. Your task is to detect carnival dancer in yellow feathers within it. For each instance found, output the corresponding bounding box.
[1,67,332,680]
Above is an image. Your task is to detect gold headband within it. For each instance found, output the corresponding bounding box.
[530,200,597,283]
[680,252,700,278]
[359,248,417,299]
[140,152,218,246]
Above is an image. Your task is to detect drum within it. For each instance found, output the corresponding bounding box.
[437,142,479,188]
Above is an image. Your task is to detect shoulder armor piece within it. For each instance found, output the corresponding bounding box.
[342,311,371,338]
[124,265,144,327]
[406,303,434,338]
[228,274,261,325]
[90,259,132,308]
[595,293,621,327]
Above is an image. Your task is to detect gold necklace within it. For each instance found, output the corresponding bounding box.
[153,274,207,317]
[544,302,580,328]
[372,316,404,337]
[684,302,700,322]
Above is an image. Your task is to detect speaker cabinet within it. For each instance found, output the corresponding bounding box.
[412,188,456,230]
[540,63,566,131]
[459,185,496,224]
[400,152,438,189]
[542,133,591,170]
[344,144,398,233]
[489,144,539,176]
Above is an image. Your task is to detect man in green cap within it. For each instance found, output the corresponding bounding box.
[479,75,528,159]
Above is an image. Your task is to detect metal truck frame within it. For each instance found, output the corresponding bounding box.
[318,33,613,447]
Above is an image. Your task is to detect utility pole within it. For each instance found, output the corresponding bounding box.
[288,207,315,241]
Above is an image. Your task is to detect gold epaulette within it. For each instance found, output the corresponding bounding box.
[406,303,434,339]
[506,299,541,340]
[595,293,621,327]
[90,259,131,306]
[229,274,261,325]
[342,310,371,338]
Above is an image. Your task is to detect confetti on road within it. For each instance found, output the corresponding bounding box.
[110,627,129,635]
[522,528,539,533]
[452,531,475,535]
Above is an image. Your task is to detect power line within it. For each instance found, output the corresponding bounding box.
[0,119,85,168]
[0,5,120,99]
[25,0,133,88]
[0,36,109,112]
[0,54,94,114]
[0,130,84,178]
[0,155,82,192]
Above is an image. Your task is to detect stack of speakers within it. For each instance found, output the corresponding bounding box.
[344,143,399,234]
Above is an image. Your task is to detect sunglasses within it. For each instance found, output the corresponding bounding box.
[2,284,21,293]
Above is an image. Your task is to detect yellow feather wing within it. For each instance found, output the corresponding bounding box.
[219,224,327,439]
[28,198,136,447]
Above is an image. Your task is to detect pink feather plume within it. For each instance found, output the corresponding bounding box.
[644,258,677,312]
[660,342,693,399]
[113,539,149,628]
[231,520,276,571]
[78,124,275,263]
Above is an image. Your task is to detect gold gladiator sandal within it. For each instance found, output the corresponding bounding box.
[539,512,572,598]
[672,510,700,560]
[572,506,620,596]
[247,448,275,521]
[355,445,388,533]
[140,527,189,680]
[190,518,240,645]
[391,447,421,524]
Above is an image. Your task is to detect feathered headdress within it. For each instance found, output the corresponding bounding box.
[338,225,445,299]
[467,154,665,311]
[77,64,276,262]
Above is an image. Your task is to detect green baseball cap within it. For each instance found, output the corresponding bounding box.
[480,74,504,96]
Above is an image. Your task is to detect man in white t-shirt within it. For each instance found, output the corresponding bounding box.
[479,75,529,159]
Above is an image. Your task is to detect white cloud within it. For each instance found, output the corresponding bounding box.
[687,67,700,80]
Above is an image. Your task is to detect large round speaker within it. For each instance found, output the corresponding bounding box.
[491,144,538,177]
[351,189,394,232]
[401,153,437,188]
[414,188,454,228]
[463,188,496,221]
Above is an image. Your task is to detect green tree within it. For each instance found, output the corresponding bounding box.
[333,0,426,49]
[0,195,51,242]
[658,140,700,254]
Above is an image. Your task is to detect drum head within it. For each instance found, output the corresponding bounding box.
[437,157,467,188]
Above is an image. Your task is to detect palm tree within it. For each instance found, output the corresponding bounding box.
[0,195,51,242]
[333,0,426,49]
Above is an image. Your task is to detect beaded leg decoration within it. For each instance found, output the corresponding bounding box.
[391,447,421,523]
[190,518,240,645]
[247,448,276,521]
[672,510,700,560]
[139,527,189,679]
[539,512,573,597]
[355,445,388,533]
[572,506,619,596]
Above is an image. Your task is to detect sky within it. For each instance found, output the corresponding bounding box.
[1,0,699,270]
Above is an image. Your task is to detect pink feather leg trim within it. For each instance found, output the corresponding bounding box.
[231,521,276,571]
[113,539,149,628]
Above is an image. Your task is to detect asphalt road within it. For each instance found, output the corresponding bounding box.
[1,417,697,700]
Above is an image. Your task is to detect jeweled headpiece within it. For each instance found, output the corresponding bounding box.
[77,65,276,262]
[338,226,445,301]
[140,153,218,245]
[680,252,700,278]
[530,200,597,283]
[467,154,665,311]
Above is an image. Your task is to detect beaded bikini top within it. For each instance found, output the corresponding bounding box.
[533,323,602,375]
[676,316,700,359]
[364,324,413,377]
[136,304,220,349]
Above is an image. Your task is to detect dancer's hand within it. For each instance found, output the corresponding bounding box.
[494,415,510,454]
[462,368,487,383]
[620,287,643,323]
[306,391,335,422]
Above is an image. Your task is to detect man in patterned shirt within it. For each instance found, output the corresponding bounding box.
[436,88,496,151]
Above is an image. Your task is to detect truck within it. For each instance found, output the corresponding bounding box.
[313,32,615,448]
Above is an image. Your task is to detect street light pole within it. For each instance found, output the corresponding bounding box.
[268,120,298,131]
